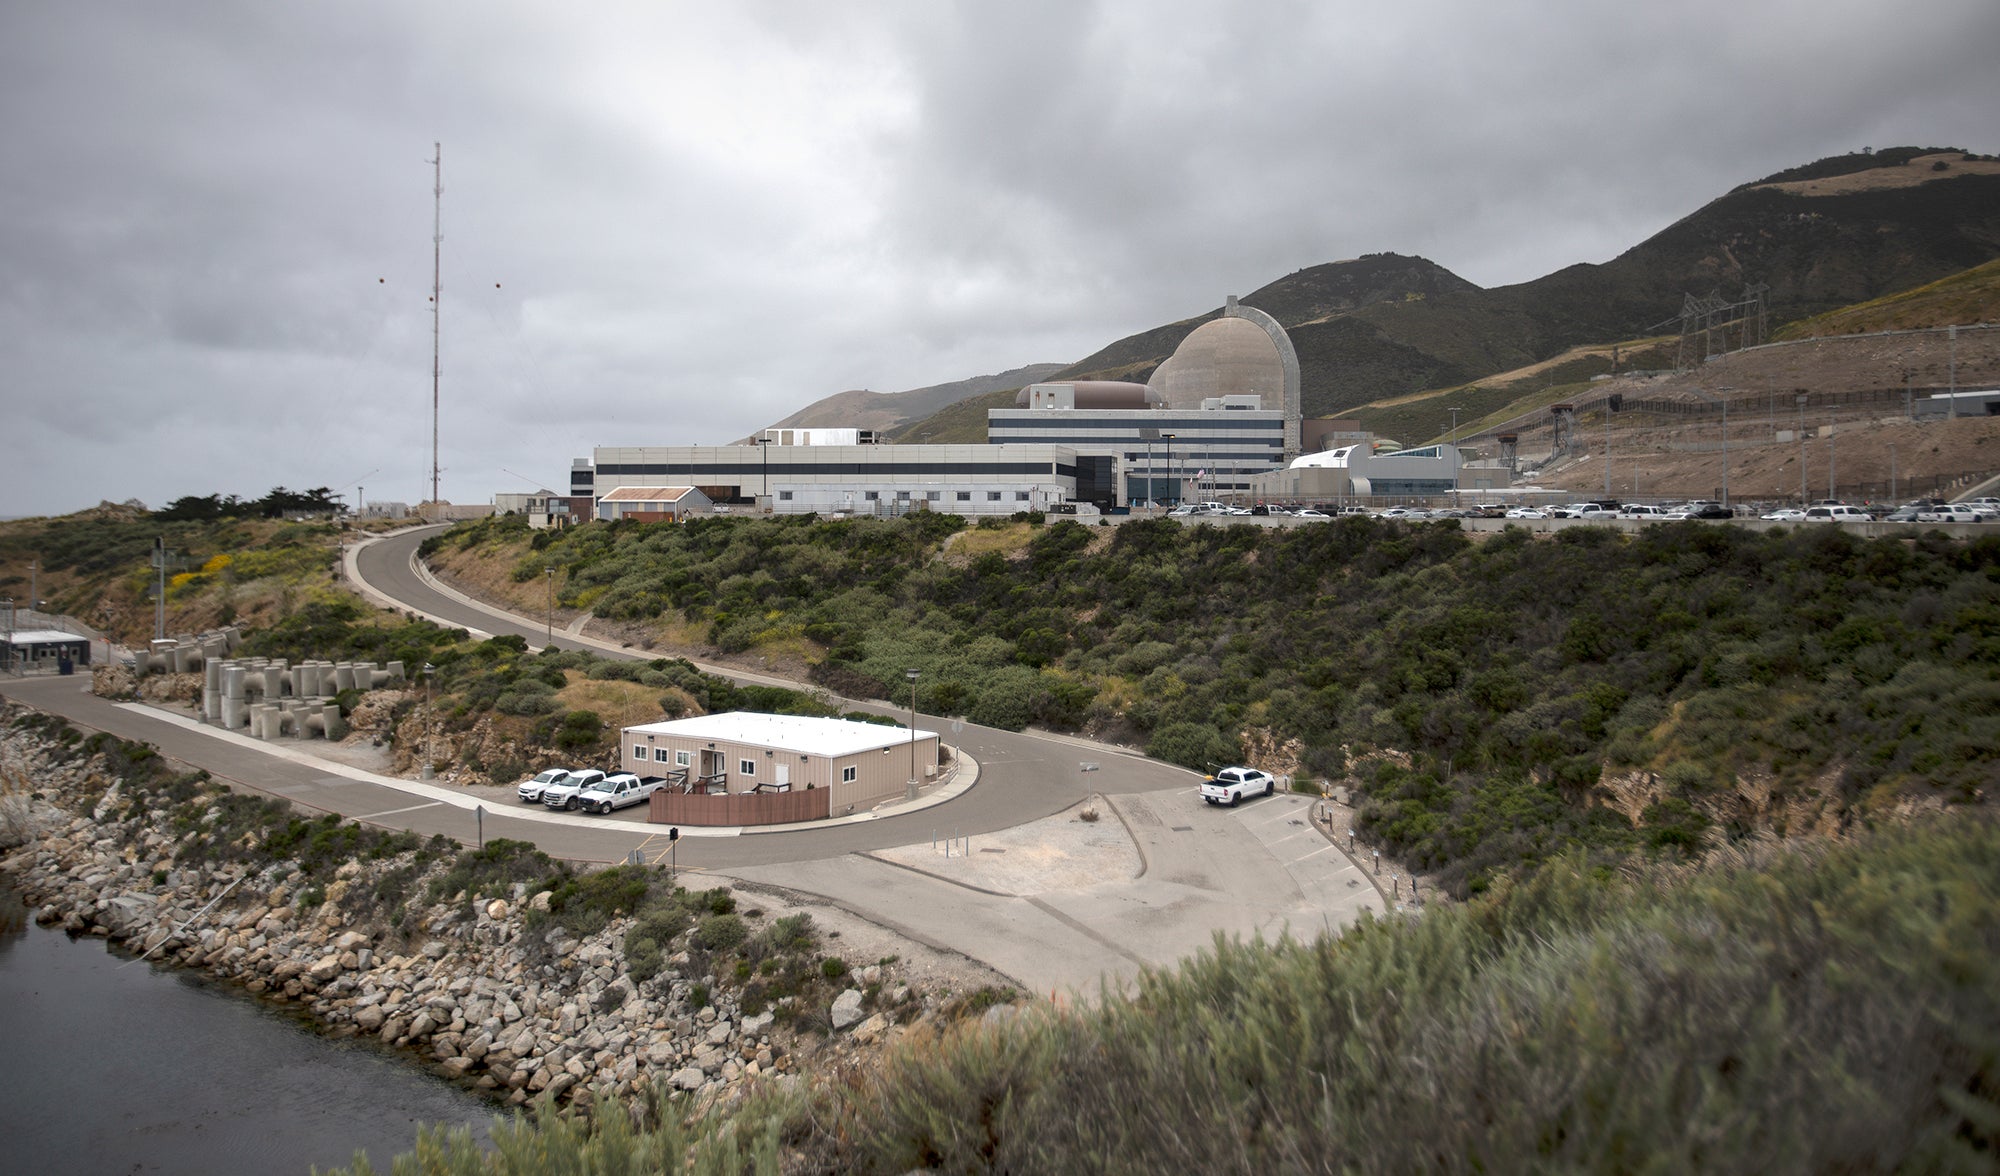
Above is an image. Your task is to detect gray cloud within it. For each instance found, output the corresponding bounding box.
[2,0,1996,516]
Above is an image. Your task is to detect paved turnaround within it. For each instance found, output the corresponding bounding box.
[1,526,1385,996]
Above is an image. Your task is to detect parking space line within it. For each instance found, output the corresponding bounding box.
[355,801,444,820]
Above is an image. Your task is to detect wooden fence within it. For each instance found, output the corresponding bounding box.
[648,787,830,827]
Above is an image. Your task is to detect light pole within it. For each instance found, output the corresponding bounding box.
[1828,412,1837,501]
[1889,443,1898,502]
[905,668,920,800]
[420,662,436,780]
[1161,433,1176,506]
[544,566,555,646]
[1447,407,1460,446]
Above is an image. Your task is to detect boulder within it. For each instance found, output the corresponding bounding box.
[671,1067,706,1092]
[830,989,865,1030]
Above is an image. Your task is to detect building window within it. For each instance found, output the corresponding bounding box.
[956,491,971,501]
[896,490,911,501]
[864,491,879,501]
[1016,491,1031,501]
[842,765,857,783]
[675,750,691,767]
[654,747,672,763]
[632,744,646,761]
[739,759,757,776]
[926,491,942,501]
[987,491,1002,501]
[779,490,793,501]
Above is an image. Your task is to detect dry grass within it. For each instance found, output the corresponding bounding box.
[553,676,669,732]
[1756,151,2000,196]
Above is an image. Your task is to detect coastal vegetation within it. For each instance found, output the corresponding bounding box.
[314,814,2000,1173]
[432,510,2000,896]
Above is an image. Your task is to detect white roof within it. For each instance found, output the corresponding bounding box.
[7,629,85,645]
[625,711,936,757]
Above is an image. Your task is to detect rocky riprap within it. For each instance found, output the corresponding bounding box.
[0,713,928,1115]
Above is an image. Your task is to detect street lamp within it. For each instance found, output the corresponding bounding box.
[905,668,921,800]
[1889,442,1898,502]
[1447,407,1460,445]
[420,661,437,780]
[544,566,555,646]
[1161,433,1176,506]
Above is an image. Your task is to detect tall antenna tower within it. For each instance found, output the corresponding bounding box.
[429,142,443,518]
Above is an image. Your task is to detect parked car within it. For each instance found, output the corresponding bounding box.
[578,772,663,814]
[1200,766,1277,807]
[1291,508,1331,519]
[1504,506,1547,519]
[516,769,572,805]
[541,769,606,810]
[1663,502,1732,520]
[1883,504,1927,522]
[1577,503,1621,520]
[1377,506,1425,519]
[1918,505,1984,523]
[1963,502,2000,521]
[1803,505,1871,523]
[1761,508,1808,522]
[1617,504,1669,520]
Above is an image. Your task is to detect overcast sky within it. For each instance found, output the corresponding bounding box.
[4,1,1996,517]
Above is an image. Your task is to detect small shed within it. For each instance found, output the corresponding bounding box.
[623,711,939,825]
[4,629,91,673]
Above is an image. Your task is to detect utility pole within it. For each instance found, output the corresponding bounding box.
[1828,412,1837,501]
[429,142,443,520]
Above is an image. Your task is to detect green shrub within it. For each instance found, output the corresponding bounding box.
[694,912,748,952]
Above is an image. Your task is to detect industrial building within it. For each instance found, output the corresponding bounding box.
[586,442,1083,517]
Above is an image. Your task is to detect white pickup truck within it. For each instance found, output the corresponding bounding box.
[1200,766,1278,807]
[540,769,606,811]
[577,773,664,814]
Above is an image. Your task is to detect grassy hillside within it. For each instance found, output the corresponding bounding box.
[433,511,1999,897]
[0,503,359,643]
[1349,337,1676,445]
[1777,255,2000,340]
